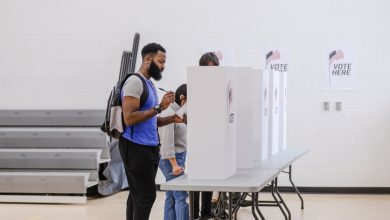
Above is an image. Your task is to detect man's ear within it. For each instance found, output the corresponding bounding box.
[144,54,154,64]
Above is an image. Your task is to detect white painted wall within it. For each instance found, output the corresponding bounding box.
[0,0,389,187]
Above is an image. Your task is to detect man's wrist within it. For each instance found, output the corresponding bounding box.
[171,115,176,123]
[153,105,162,114]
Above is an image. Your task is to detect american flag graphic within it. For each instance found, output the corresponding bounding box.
[328,49,345,86]
[214,50,224,61]
[266,50,281,65]
[329,50,344,64]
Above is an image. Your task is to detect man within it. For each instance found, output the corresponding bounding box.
[119,43,183,220]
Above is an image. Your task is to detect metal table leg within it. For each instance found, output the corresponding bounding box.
[251,193,260,220]
[275,177,291,220]
[233,193,248,220]
[254,192,266,220]
[271,180,288,220]
[228,192,233,220]
[288,165,304,209]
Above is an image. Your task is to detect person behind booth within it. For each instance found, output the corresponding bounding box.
[193,52,219,220]
[119,43,185,220]
[159,84,189,220]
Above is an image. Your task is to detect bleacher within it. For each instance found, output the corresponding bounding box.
[0,109,107,204]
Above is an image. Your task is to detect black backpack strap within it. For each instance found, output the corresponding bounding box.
[133,73,149,107]
[119,73,149,107]
[119,73,149,140]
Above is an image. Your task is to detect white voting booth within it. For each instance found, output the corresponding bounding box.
[186,67,287,179]
[268,70,280,157]
[279,71,288,151]
[253,69,270,162]
[235,67,258,169]
[187,66,237,180]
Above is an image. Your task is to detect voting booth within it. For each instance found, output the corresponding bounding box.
[187,66,237,180]
[268,70,280,157]
[279,71,288,151]
[261,70,270,161]
[235,67,257,169]
[252,69,269,162]
[186,67,288,178]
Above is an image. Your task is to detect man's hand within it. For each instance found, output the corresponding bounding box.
[160,91,175,110]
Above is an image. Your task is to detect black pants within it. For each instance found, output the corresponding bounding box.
[119,137,160,220]
[193,191,212,218]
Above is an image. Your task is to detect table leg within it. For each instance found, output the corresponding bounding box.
[288,165,304,209]
[275,177,291,220]
[254,192,266,220]
[271,180,288,220]
[251,193,260,220]
[228,192,233,220]
[233,193,247,220]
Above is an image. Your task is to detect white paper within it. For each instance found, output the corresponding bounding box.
[322,47,356,90]
[258,48,290,73]
[175,103,187,119]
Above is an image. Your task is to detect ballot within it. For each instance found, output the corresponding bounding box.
[175,103,187,119]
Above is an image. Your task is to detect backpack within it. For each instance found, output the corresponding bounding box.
[101,73,148,139]
[101,33,142,139]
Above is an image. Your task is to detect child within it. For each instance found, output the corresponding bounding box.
[159,84,188,220]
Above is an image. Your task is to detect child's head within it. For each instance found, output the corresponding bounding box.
[175,84,187,106]
[199,52,219,66]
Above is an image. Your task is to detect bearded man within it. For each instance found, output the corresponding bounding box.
[119,43,183,220]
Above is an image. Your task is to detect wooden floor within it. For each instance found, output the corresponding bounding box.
[1,191,390,220]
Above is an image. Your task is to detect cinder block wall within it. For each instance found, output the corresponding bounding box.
[0,0,389,187]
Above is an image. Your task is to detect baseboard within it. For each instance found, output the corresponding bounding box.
[262,186,390,194]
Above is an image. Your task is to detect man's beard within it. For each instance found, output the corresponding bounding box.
[149,60,163,81]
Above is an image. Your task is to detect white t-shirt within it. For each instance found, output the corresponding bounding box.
[122,74,145,98]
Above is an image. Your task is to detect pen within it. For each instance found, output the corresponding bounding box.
[159,87,169,92]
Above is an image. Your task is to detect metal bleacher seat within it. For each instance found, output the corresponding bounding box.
[0,149,102,170]
[0,109,107,204]
[0,172,90,203]
[0,109,104,127]
[0,127,109,160]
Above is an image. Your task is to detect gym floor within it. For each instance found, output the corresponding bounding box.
[1,191,390,220]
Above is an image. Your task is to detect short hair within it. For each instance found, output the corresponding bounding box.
[175,84,187,105]
[141,43,166,59]
[199,52,219,66]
